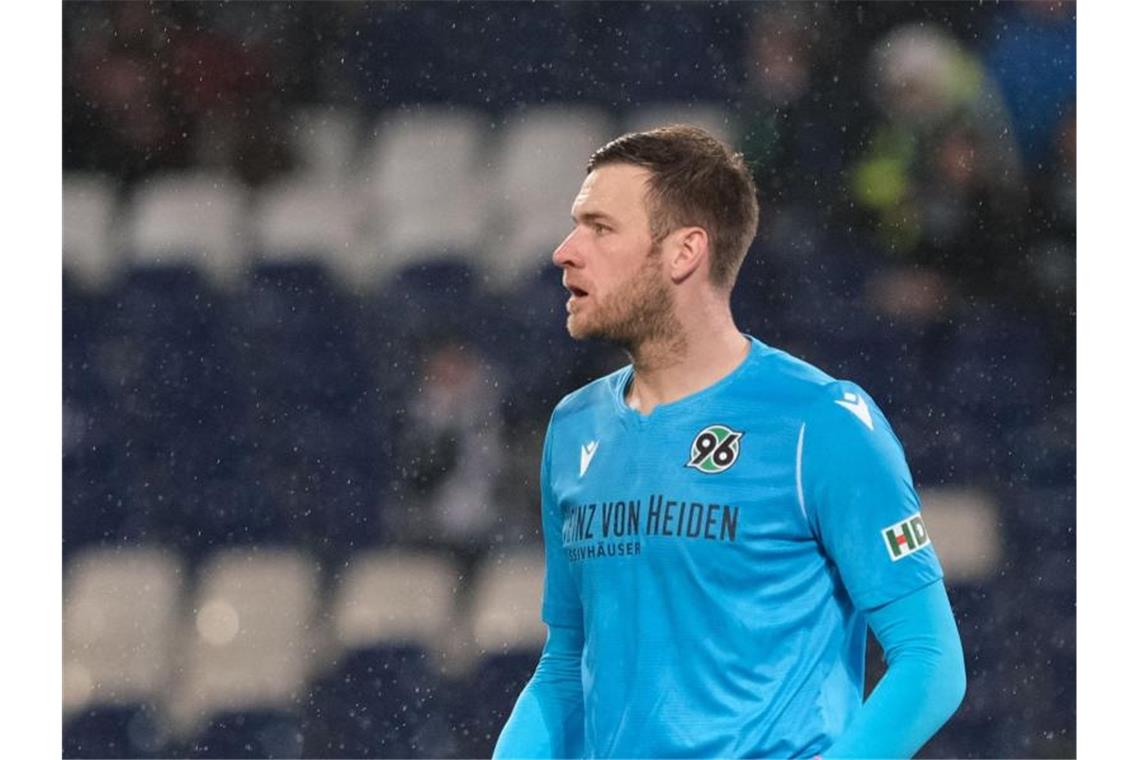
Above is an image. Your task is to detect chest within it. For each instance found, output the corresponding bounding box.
[549,413,815,585]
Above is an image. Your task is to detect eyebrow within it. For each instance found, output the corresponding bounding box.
[572,211,619,225]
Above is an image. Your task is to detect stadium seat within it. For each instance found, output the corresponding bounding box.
[456,549,546,756]
[1002,408,1076,489]
[1005,486,1075,555]
[62,549,182,757]
[184,709,303,759]
[917,487,1002,584]
[123,171,249,287]
[306,645,455,758]
[494,264,619,424]
[62,268,109,409]
[251,176,365,287]
[359,107,490,280]
[299,551,460,758]
[288,105,364,180]
[488,104,616,286]
[331,549,460,654]
[939,307,1050,426]
[600,3,746,104]
[237,258,368,413]
[373,258,490,350]
[63,173,120,292]
[63,547,184,715]
[469,547,546,655]
[63,703,171,759]
[624,102,739,147]
[93,261,249,557]
[168,548,320,737]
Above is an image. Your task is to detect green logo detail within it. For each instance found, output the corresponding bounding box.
[686,424,744,474]
[881,514,931,561]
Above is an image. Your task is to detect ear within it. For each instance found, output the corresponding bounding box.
[666,226,709,284]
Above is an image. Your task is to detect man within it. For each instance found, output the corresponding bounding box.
[494,126,965,759]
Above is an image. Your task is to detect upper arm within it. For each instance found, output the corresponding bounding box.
[801,382,944,611]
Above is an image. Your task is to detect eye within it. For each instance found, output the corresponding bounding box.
[593,223,610,235]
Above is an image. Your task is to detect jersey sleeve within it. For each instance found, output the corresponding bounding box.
[800,381,943,611]
[539,416,583,627]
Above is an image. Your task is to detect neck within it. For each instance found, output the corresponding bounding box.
[625,299,749,415]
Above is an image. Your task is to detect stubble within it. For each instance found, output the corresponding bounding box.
[568,245,685,358]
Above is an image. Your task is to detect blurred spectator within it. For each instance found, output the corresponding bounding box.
[166,3,293,185]
[63,3,192,182]
[386,337,507,578]
[851,23,1027,313]
[738,3,854,207]
[63,3,294,186]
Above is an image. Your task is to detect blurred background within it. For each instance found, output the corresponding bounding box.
[61,2,1075,758]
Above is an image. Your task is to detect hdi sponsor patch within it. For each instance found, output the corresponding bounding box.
[881,514,931,561]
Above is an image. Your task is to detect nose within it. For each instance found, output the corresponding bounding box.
[552,228,581,270]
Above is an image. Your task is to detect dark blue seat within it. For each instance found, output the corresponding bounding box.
[495,264,628,426]
[1003,486,1075,555]
[302,646,451,759]
[1002,419,1076,490]
[63,703,169,759]
[238,260,370,414]
[186,709,303,759]
[939,308,1050,426]
[454,650,541,759]
[374,258,486,346]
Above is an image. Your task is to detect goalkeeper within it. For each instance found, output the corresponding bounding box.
[494,126,965,758]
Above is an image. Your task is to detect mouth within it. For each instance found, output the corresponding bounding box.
[565,283,590,311]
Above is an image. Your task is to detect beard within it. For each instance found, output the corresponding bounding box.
[567,244,681,351]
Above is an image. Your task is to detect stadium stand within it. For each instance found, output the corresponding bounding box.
[62,3,1075,757]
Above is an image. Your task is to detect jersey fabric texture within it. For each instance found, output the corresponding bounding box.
[539,336,944,758]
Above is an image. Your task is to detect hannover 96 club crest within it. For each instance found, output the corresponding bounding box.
[686,424,744,474]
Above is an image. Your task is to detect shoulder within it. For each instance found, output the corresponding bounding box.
[736,339,841,409]
[548,364,630,427]
[743,339,890,429]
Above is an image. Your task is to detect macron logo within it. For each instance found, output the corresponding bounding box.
[835,392,874,431]
[579,440,599,477]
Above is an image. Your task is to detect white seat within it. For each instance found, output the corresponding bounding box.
[63,173,119,291]
[470,549,547,654]
[624,102,739,148]
[62,547,183,715]
[490,105,616,286]
[168,548,319,732]
[332,550,460,654]
[251,176,367,284]
[359,107,490,279]
[123,171,248,287]
[288,106,363,180]
[918,487,1002,583]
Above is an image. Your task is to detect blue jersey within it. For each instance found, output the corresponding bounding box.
[539,336,944,758]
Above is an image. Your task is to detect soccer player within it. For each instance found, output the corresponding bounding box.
[493,126,966,759]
